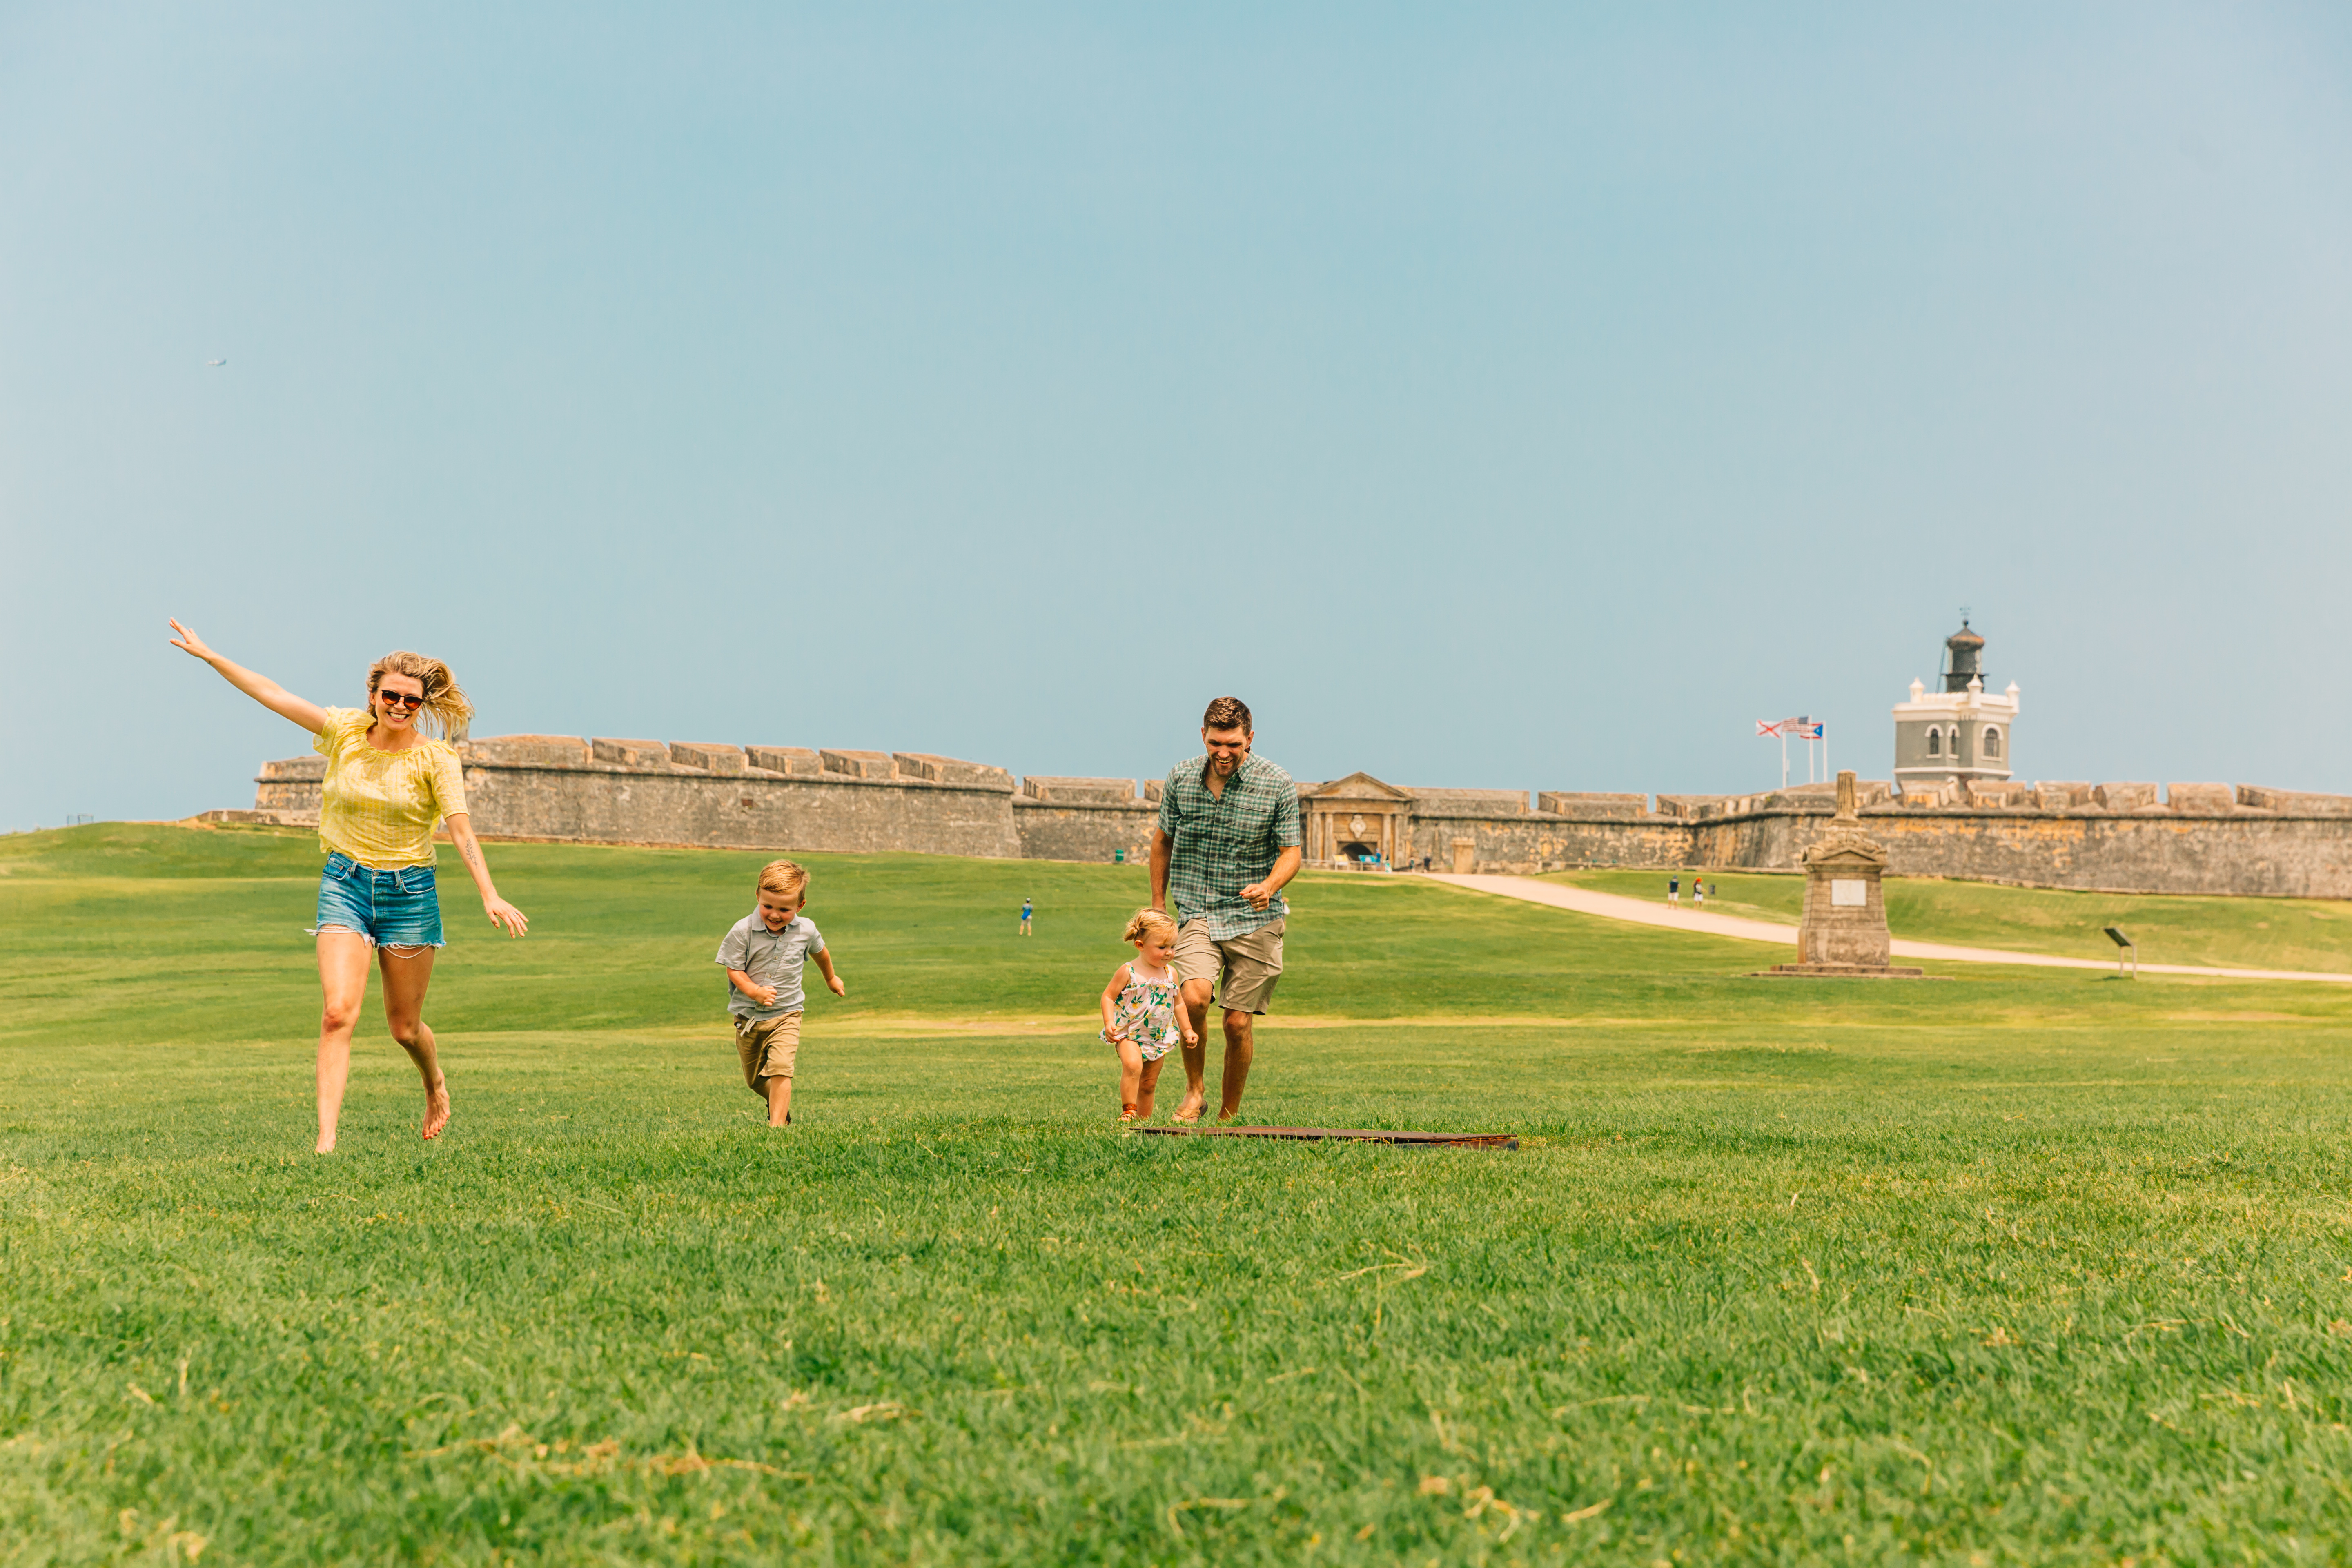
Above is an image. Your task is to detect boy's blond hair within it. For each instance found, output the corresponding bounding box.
[758,860,808,900]
[1123,907,1177,945]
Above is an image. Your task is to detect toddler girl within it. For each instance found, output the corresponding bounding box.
[1098,908,1197,1122]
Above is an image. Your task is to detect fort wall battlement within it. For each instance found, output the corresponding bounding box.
[213,736,2352,898]
[1410,785,2352,898]
[232,737,1163,865]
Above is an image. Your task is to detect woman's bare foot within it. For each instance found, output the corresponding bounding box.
[315,1134,336,1154]
[1173,1094,1204,1124]
[421,1076,451,1140]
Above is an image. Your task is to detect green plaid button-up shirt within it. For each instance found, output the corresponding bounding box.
[1157,753,1302,940]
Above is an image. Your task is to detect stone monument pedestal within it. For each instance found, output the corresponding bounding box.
[1762,770,1924,978]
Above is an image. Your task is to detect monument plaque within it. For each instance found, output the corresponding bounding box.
[1763,771,1924,978]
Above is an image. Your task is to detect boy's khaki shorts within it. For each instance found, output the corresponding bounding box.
[1173,918,1285,1016]
[734,1012,802,1093]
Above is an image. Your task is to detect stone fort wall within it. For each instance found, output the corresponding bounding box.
[216,736,2352,898]
[231,737,1163,866]
[1404,780,2352,898]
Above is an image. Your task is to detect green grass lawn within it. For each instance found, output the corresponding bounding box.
[8,824,2352,1564]
[1544,868,2352,975]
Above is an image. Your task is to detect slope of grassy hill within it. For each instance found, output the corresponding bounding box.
[0,822,1982,1051]
[8,824,2352,1562]
[1544,866,2352,973]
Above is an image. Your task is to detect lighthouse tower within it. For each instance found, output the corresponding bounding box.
[1892,619,2019,788]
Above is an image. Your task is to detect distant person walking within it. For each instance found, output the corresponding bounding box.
[1668,875,1680,905]
[1020,897,1033,936]
[1149,696,1303,1123]
[169,620,528,1152]
[1693,877,1707,908]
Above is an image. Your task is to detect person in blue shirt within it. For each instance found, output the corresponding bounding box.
[1020,897,1033,936]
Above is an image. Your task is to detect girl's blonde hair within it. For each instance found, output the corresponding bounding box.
[1123,907,1178,945]
[368,651,472,742]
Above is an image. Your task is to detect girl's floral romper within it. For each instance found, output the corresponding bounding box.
[1102,960,1182,1061]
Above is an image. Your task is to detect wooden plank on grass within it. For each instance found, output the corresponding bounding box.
[1135,1125,1517,1150]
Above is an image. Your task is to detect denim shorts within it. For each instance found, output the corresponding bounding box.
[312,852,445,949]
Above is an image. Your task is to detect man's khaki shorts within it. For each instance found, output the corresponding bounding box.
[1173,918,1285,1016]
[733,1011,802,1093]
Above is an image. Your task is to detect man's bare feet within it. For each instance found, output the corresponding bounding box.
[421,1076,451,1140]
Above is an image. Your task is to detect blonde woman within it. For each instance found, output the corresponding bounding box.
[169,620,528,1152]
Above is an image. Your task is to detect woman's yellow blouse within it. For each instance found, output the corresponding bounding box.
[312,708,468,868]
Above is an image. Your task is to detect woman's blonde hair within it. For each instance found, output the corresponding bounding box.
[1123,907,1178,945]
[367,651,472,742]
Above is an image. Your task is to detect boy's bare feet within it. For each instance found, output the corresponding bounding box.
[315,1134,336,1154]
[421,1076,451,1140]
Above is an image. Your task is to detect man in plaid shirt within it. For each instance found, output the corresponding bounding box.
[1149,695,1303,1123]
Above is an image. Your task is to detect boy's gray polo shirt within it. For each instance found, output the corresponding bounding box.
[716,912,825,1018]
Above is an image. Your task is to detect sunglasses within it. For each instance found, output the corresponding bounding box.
[377,690,426,709]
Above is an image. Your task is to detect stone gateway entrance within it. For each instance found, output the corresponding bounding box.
[1299,773,1414,868]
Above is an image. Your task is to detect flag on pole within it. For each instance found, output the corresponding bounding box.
[1755,719,1783,737]
[1793,721,1824,739]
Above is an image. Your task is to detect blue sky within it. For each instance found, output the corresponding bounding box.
[5,2,2348,829]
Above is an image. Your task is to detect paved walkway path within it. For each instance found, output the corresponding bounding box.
[1421,873,2352,985]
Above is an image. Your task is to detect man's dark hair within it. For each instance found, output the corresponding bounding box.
[1202,696,1252,734]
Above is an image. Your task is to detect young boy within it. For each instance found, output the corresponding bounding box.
[715,859,846,1127]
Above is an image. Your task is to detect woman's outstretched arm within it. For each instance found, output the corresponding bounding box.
[168,619,329,734]
[443,814,529,938]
